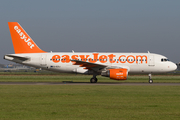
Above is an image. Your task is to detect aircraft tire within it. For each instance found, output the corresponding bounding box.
[90,78,97,83]
[149,79,153,84]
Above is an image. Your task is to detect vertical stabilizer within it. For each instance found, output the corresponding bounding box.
[8,22,46,54]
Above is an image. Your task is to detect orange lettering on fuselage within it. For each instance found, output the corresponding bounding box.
[71,55,78,60]
[136,55,147,63]
[61,55,70,63]
[88,53,99,63]
[99,55,107,63]
[79,55,90,61]
[52,55,60,63]
[127,55,135,63]
[51,54,148,64]
[119,55,126,63]
[108,54,116,63]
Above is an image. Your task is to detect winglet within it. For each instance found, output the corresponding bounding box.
[8,22,46,54]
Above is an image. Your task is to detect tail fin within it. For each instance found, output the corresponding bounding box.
[8,22,46,54]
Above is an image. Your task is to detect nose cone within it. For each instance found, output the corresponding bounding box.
[169,62,177,71]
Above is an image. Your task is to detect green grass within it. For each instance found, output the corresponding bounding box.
[0,85,180,120]
[0,74,180,83]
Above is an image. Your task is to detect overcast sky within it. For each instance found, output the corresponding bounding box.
[0,0,180,64]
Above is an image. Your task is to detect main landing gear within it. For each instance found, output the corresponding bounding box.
[90,74,98,83]
[90,77,98,83]
[149,73,153,83]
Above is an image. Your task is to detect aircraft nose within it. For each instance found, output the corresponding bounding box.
[169,62,177,71]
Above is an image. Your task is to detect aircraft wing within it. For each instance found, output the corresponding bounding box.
[71,59,130,72]
[71,59,107,71]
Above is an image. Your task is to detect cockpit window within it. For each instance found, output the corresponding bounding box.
[161,58,169,62]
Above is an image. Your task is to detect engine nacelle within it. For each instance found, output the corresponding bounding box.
[101,69,128,80]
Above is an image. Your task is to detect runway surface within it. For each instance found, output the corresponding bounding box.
[0,82,180,85]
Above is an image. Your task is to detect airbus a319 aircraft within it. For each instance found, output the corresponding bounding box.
[4,22,177,83]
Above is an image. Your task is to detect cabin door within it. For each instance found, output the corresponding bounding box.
[148,55,155,66]
[40,55,47,66]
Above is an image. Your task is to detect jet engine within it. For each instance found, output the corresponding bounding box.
[101,68,128,80]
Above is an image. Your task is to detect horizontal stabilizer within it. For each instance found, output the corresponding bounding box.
[4,54,30,61]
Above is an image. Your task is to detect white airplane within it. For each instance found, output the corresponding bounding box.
[4,22,177,83]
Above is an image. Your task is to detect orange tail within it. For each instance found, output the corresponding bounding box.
[8,22,46,54]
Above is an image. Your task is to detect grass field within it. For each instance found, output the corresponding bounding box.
[0,73,180,120]
[0,73,180,83]
[0,85,180,120]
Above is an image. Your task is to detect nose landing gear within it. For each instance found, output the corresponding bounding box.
[149,73,153,83]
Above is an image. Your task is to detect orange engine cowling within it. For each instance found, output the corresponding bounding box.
[101,69,128,80]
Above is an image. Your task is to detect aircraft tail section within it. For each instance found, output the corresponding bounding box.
[8,22,46,54]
